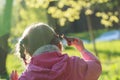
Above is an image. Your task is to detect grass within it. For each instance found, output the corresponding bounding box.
[5,40,120,80]
[2,29,120,80]
[90,42,120,80]
[67,29,108,41]
[6,54,25,76]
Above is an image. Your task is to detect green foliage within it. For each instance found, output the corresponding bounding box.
[9,1,48,49]
[6,54,24,75]
[96,12,119,27]
[10,1,47,38]
[11,8,47,37]
[25,0,120,27]
[0,0,13,37]
[0,14,2,28]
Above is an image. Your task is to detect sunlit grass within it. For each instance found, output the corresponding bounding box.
[5,30,120,80]
[6,54,25,75]
[63,46,81,57]
[6,40,120,80]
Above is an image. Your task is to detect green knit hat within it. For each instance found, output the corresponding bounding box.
[21,23,57,55]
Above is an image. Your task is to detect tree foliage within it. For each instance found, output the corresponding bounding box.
[11,0,47,37]
[25,0,120,27]
[0,0,13,37]
[0,0,13,78]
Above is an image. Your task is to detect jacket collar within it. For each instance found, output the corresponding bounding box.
[33,45,61,56]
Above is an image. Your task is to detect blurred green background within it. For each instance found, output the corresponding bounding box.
[0,0,120,80]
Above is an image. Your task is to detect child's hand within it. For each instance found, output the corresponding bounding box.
[10,70,18,80]
[65,37,85,51]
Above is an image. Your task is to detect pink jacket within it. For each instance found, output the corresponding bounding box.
[19,46,102,80]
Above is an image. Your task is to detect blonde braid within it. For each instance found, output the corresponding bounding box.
[19,40,27,65]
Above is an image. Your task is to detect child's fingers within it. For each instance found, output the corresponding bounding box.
[65,38,77,46]
[67,38,74,46]
[11,70,14,79]
[10,70,18,80]
[15,70,18,80]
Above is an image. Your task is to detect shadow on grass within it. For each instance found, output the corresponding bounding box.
[0,74,9,80]
[65,46,120,57]
[98,50,120,57]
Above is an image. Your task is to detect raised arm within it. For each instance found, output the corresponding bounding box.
[65,37,99,61]
[65,37,102,80]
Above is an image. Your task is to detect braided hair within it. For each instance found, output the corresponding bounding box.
[16,23,60,65]
[17,38,27,65]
